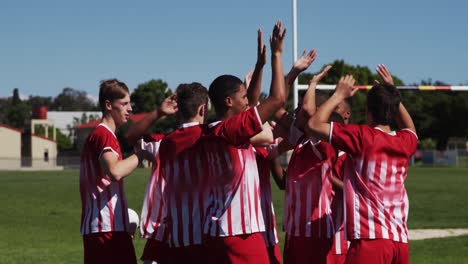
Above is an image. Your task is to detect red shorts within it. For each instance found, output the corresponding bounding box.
[267,244,282,264]
[169,244,207,264]
[327,253,346,264]
[141,239,170,264]
[345,239,409,264]
[83,231,137,264]
[283,234,333,264]
[204,232,269,264]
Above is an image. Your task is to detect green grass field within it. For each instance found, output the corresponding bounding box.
[0,167,467,263]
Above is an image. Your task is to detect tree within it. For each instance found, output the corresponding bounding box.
[28,95,53,110]
[296,60,404,124]
[129,79,175,137]
[5,88,31,128]
[130,79,172,113]
[51,87,98,111]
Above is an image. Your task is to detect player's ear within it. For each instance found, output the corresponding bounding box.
[104,99,112,111]
[224,96,233,107]
[198,104,206,117]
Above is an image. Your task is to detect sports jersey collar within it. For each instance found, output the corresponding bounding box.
[97,123,117,138]
[374,126,396,136]
[178,122,200,129]
[208,121,221,128]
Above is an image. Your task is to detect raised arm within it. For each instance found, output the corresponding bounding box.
[247,29,267,107]
[273,49,318,128]
[125,94,178,145]
[295,65,332,129]
[284,49,317,95]
[305,75,357,140]
[376,64,416,133]
[256,20,287,123]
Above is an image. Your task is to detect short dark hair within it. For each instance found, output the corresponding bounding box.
[209,75,243,114]
[99,79,129,112]
[367,83,401,125]
[175,82,208,121]
[315,90,330,108]
[328,111,344,124]
[342,98,352,111]
[296,90,329,109]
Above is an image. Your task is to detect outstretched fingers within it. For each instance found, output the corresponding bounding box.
[311,65,332,84]
[376,64,394,85]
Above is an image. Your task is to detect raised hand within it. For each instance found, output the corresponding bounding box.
[257,29,267,67]
[270,20,287,56]
[293,49,317,73]
[376,64,394,85]
[244,70,254,89]
[335,75,357,99]
[158,94,178,117]
[310,65,332,85]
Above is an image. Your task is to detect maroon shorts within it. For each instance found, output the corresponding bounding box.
[283,234,333,264]
[141,239,170,264]
[327,253,346,264]
[83,231,137,264]
[204,232,269,264]
[169,244,207,264]
[267,244,282,264]
[345,239,409,264]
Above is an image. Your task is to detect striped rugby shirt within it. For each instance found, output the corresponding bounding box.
[330,123,418,243]
[80,123,129,235]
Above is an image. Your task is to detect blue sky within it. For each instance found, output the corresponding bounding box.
[1,0,467,100]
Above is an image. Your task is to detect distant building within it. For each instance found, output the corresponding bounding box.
[0,124,23,169]
[0,106,63,170]
[47,111,101,139]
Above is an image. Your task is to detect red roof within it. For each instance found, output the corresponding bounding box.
[31,133,56,143]
[0,123,24,133]
[73,113,150,129]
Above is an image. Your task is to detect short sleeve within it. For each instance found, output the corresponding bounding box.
[333,151,347,180]
[399,129,418,157]
[95,128,120,160]
[211,107,263,146]
[330,123,364,156]
[139,133,164,157]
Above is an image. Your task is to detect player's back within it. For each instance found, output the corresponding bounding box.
[159,123,208,247]
[284,139,336,238]
[331,123,418,242]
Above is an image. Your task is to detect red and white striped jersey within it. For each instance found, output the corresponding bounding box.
[284,126,336,238]
[255,146,279,247]
[330,123,418,243]
[158,122,209,247]
[330,151,349,255]
[80,123,129,235]
[203,107,265,237]
[139,133,167,241]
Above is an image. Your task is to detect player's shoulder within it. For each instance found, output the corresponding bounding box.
[95,123,114,134]
[87,124,115,141]
[142,132,165,143]
[397,128,418,140]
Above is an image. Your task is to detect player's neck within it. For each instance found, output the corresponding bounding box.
[101,116,117,132]
[182,116,204,125]
[219,108,237,121]
[374,124,391,133]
